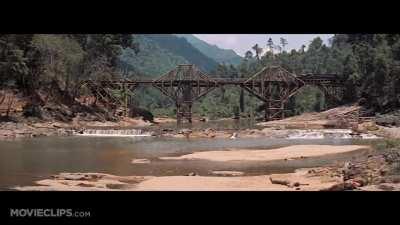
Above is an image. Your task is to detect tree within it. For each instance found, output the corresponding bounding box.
[276,45,282,54]
[215,63,229,78]
[280,37,288,52]
[300,44,306,53]
[228,64,238,78]
[252,44,263,60]
[342,53,360,103]
[308,37,323,51]
[314,91,323,112]
[267,38,274,54]
[0,35,35,94]
[0,34,136,106]
[244,50,253,60]
[239,88,245,113]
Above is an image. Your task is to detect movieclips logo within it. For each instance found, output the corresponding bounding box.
[9,208,90,218]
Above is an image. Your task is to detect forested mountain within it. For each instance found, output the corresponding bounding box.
[175,34,242,66]
[1,34,399,121]
[118,34,219,77]
[204,34,400,118]
[118,35,189,77]
[0,34,134,97]
[144,34,218,72]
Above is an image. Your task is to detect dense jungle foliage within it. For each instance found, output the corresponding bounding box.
[1,34,399,120]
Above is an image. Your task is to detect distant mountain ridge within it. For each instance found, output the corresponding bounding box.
[144,34,218,72]
[118,35,189,77]
[118,34,219,76]
[175,34,242,66]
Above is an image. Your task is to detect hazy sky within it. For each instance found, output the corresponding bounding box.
[194,34,334,56]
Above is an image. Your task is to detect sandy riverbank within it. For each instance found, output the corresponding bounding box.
[14,167,341,191]
[159,145,369,162]
[14,144,374,191]
[132,168,341,191]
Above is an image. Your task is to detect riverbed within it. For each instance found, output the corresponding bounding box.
[0,133,384,190]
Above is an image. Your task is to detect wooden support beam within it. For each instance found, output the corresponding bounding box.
[80,65,344,124]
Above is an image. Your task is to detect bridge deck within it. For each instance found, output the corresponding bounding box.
[97,74,343,86]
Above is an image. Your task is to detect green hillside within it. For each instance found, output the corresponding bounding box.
[119,34,219,76]
[2,34,400,121]
[176,34,242,66]
[144,34,218,72]
[118,35,189,77]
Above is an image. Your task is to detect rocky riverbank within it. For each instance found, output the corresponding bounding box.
[323,147,400,191]
[0,116,168,140]
[0,118,392,140]
[0,121,73,140]
[14,150,400,191]
[12,169,344,191]
[160,126,383,139]
[1,101,398,140]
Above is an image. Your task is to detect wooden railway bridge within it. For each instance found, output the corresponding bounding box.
[80,64,344,123]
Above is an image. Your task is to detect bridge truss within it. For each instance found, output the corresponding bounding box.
[80,64,345,123]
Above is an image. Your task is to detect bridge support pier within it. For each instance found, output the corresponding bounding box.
[176,101,192,123]
[153,65,218,124]
[318,85,344,110]
[176,81,194,123]
[82,65,344,125]
[264,100,285,121]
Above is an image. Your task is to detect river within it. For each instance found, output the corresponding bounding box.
[0,132,384,190]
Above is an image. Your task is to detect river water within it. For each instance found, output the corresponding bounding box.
[0,132,384,190]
